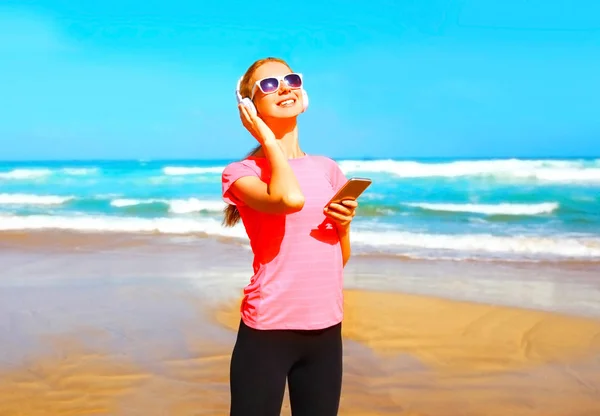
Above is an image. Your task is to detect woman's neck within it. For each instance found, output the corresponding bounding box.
[260,118,304,159]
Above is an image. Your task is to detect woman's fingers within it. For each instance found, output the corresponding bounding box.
[327,202,352,216]
[239,104,250,123]
[324,209,352,226]
[239,104,256,134]
[341,200,358,209]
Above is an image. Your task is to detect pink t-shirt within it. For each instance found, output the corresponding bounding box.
[222,154,348,330]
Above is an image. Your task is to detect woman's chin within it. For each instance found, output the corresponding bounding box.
[270,104,303,119]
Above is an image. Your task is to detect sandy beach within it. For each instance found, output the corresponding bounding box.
[1,231,600,415]
[3,0,600,412]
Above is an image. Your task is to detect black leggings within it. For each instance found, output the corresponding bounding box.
[229,319,343,416]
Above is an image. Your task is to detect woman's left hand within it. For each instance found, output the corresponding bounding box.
[324,199,358,231]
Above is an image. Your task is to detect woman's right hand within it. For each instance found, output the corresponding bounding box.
[238,103,276,145]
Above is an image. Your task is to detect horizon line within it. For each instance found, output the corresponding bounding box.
[1,154,599,163]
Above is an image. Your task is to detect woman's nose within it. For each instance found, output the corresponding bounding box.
[279,80,291,93]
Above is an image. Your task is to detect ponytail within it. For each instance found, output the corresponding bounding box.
[222,145,261,227]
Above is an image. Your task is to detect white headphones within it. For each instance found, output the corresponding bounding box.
[235,76,309,114]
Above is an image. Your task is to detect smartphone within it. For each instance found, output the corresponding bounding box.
[326,177,372,206]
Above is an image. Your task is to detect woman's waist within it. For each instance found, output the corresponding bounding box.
[246,263,343,294]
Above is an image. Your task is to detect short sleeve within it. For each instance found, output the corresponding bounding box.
[323,157,347,191]
[221,161,259,206]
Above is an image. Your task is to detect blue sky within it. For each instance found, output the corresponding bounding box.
[1,0,599,160]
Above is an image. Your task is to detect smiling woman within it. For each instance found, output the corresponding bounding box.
[221,57,359,416]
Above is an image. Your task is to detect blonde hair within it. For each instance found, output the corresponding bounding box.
[222,57,291,227]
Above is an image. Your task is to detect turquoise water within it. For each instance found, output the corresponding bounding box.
[1,157,599,262]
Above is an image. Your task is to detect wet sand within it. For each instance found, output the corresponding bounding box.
[1,231,600,415]
[216,290,600,415]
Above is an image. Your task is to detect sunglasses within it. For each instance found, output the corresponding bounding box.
[251,73,303,99]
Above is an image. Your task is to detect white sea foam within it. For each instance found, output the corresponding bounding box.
[110,199,151,208]
[0,169,52,180]
[406,202,559,215]
[61,168,98,175]
[0,167,98,180]
[350,229,600,259]
[0,193,73,205]
[162,166,225,175]
[2,213,599,260]
[167,198,226,214]
[339,159,600,183]
[0,214,245,238]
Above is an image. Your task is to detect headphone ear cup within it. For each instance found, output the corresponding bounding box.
[235,76,257,115]
[301,89,309,112]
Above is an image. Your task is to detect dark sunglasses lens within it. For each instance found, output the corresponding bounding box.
[259,78,279,93]
[285,74,302,88]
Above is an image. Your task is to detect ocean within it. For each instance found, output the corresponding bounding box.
[1,157,599,263]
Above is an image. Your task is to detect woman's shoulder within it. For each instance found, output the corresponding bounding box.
[222,157,271,184]
[223,156,267,173]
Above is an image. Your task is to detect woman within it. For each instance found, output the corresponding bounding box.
[221,57,358,416]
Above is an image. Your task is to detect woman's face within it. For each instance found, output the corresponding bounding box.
[250,61,304,119]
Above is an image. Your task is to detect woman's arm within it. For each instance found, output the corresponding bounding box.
[228,105,305,214]
[230,139,305,214]
[337,226,352,267]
